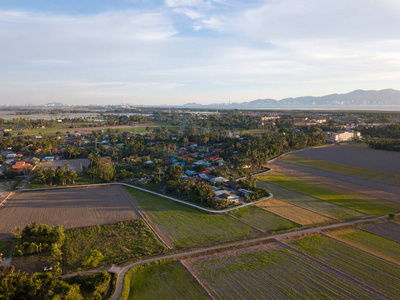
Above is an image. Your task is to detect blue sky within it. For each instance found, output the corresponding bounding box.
[1,0,400,105]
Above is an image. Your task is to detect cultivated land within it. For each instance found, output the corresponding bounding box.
[281,153,400,188]
[259,174,395,215]
[291,235,400,299]
[64,220,166,272]
[124,261,209,300]
[267,163,400,207]
[327,228,400,264]
[291,144,400,175]
[360,221,400,243]
[184,243,380,300]
[256,198,332,225]
[125,188,257,248]
[0,186,140,240]
[229,205,300,232]
[257,180,361,219]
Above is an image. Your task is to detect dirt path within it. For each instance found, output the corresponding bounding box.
[109,214,393,300]
[271,161,400,201]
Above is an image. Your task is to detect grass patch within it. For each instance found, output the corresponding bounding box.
[230,205,300,232]
[259,174,394,215]
[332,228,400,264]
[257,180,363,219]
[282,155,400,187]
[63,220,166,272]
[193,248,375,299]
[126,187,257,248]
[291,235,400,299]
[0,240,13,257]
[123,260,209,300]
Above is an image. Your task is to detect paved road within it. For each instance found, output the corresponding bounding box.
[109,214,391,300]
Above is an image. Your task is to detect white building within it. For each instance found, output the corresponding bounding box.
[332,130,362,142]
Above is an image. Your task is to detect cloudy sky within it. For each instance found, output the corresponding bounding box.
[1,0,400,106]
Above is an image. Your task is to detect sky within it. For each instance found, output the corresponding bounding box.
[0,0,400,106]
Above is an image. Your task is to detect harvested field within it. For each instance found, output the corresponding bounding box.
[360,221,400,243]
[187,243,379,300]
[260,174,394,215]
[290,144,400,175]
[257,180,360,219]
[125,188,257,248]
[266,163,400,209]
[257,180,364,220]
[291,235,400,299]
[328,228,400,264]
[230,205,300,232]
[282,154,400,187]
[64,220,166,272]
[125,261,209,300]
[0,185,141,240]
[256,199,332,225]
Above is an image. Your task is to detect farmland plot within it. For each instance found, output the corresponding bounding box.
[328,228,400,264]
[256,199,332,225]
[281,154,400,187]
[230,205,300,232]
[291,235,400,299]
[125,188,257,248]
[257,180,360,219]
[0,186,141,239]
[188,245,379,300]
[360,221,400,243]
[261,174,394,215]
[125,261,209,300]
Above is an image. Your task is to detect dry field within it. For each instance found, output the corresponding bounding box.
[183,242,381,299]
[292,145,400,175]
[0,185,140,240]
[36,158,90,173]
[256,199,332,225]
[360,221,400,243]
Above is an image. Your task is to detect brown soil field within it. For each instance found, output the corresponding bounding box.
[0,185,140,240]
[36,158,90,173]
[360,221,400,242]
[292,145,400,175]
[270,162,400,206]
[256,199,332,225]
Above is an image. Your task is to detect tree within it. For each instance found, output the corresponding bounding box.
[164,164,183,182]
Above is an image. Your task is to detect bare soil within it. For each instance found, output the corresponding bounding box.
[292,144,400,175]
[360,221,400,243]
[0,185,140,240]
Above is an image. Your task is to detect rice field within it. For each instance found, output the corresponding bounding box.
[125,188,257,248]
[259,174,395,215]
[229,205,300,232]
[256,199,332,225]
[124,261,209,300]
[257,180,362,219]
[281,154,400,187]
[360,221,400,243]
[328,228,400,264]
[190,246,378,299]
[291,235,400,299]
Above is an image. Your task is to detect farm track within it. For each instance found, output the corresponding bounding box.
[271,161,400,201]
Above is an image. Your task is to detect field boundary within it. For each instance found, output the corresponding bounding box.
[18,182,274,214]
[0,192,14,207]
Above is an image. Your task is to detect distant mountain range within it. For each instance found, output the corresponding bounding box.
[182,89,400,109]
